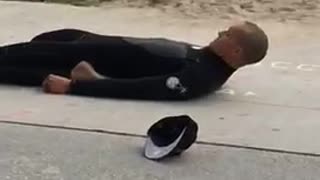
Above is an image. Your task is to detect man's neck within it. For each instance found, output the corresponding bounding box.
[222,58,241,69]
[207,46,240,69]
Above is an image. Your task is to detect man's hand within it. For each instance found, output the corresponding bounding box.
[42,74,71,94]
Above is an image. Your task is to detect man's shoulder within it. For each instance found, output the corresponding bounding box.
[123,36,203,47]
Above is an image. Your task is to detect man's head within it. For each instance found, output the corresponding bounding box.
[209,21,269,69]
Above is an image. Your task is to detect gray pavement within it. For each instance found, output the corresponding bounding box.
[1,1,320,179]
[1,123,320,180]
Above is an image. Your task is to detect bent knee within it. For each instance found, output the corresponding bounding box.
[31,29,90,42]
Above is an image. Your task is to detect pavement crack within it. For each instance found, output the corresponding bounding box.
[222,99,320,111]
[1,120,320,158]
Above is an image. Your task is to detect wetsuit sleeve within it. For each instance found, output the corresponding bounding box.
[69,64,200,100]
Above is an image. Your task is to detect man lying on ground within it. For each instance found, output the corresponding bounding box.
[0,21,268,100]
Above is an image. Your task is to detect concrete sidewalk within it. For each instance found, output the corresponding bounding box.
[0,1,320,179]
[1,123,320,180]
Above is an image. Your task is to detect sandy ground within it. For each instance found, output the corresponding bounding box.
[101,0,320,46]
[20,0,320,23]
[102,0,320,23]
[2,0,320,49]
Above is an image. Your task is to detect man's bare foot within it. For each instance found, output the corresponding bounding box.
[42,74,71,94]
[71,61,105,81]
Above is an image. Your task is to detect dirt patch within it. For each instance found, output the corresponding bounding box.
[106,0,320,22]
[4,0,320,23]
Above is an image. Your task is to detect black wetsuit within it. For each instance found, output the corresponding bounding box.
[0,29,235,100]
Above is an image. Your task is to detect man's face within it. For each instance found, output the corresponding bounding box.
[210,23,247,63]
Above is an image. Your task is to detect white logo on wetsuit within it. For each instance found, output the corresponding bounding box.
[191,45,202,50]
[166,76,187,94]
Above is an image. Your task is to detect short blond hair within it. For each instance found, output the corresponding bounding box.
[240,21,269,64]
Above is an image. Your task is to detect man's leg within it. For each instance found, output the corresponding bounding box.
[31,29,169,79]
[0,41,84,86]
[0,41,84,70]
[0,33,161,88]
[31,29,94,42]
[0,66,69,86]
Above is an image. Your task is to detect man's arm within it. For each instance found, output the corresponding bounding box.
[68,67,201,100]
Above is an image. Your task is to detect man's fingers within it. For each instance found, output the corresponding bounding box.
[47,74,57,80]
[42,74,54,93]
[42,80,50,93]
[42,74,71,94]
